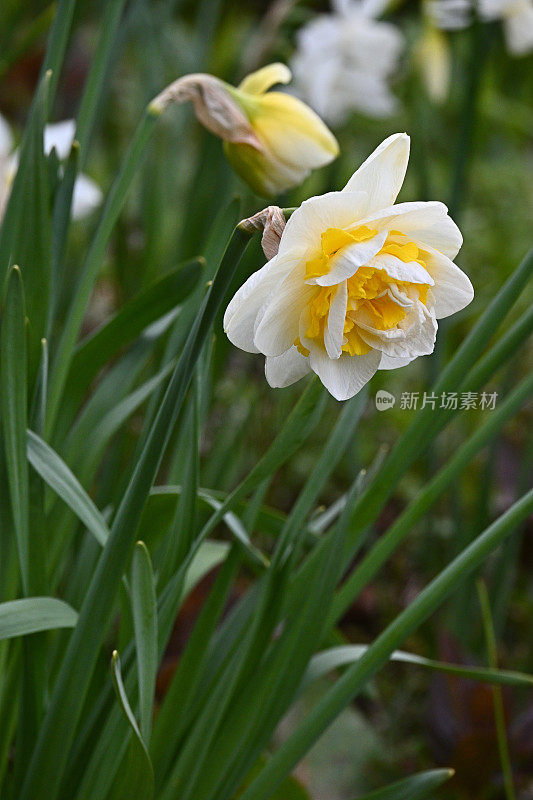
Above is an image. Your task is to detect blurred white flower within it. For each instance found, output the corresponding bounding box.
[289,0,404,125]
[0,114,102,221]
[425,0,471,29]
[427,0,533,54]
[479,0,533,55]
[224,134,473,401]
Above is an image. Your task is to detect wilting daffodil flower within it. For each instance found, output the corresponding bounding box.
[150,63,339,197]
[0,115,102,220]
[224,133,474,401]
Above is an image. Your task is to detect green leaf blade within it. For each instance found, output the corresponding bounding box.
[27,429,110,547]
[131,542,158,744]
[110,651,154,800]
[0,597,77,640]
[1,266,29,591]
[353,768,454,800]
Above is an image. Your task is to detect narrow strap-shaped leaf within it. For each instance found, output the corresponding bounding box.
[32,337,49,436]
[70,539,232,800]
[158,377,201,585]
[27,429,110,547]
[238,488,533,800]
[193,493,268,567]
[66,257,203,400]
[75,0,127,162]
[141,486,292,546]
[161,557,291,800]
[287,250,533,622]
[1,266,29,591]
[131,543,158,744]
[46,104,162,435]
[151,381,329,773]
[48,142,79,333]
[180,377,326,572]
[21,225,252,800]
[135,197,241,451]
[274,389,367,564]
[353,768,454,800]
[0,598,77,640]
[477,580,516,800]
[151,545,241,783]
[301,644,533,694]
[65,354,177,485]
[329,370,533,626]
[110,651,154,800]
[0,74,52,371]
[189,478,354,800]
[39,0,77,107]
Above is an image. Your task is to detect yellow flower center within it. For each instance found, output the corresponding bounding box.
[305,225,378,280]
[295,229,430,358]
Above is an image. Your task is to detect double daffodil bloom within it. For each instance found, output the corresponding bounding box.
[224,133,474,401]
[151,64,338,196]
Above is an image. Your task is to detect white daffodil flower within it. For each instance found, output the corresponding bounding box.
[224,133,474,401]
[479,0,533,55]
[151,63,338,197]
[0,114,102,221]
[289,0,404,125]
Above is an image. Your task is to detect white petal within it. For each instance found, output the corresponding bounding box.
[358,303,437,359]
[0,114,13,158]
[367,252,434,285]
[422,245,474,318]
[309,346,381,401]
[265,347,311,388]
[224,250,300,353]
[278,190,367,259]
[44,120,76,159]
[254,263,315,357]
[324,280,347,359]
[315,229,388,286]
[378,352,416,370]
[342,133,410,215]
[504,4,533,55]
[362,201,463,259]
[71,174,103,219]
